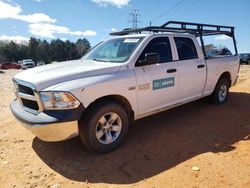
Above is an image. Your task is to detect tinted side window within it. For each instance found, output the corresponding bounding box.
[174,37,198,60]
[137,37,172,65]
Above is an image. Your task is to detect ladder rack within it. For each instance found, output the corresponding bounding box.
[110,21,238,56]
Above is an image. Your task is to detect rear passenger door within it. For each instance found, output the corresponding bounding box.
[174,36,206,101]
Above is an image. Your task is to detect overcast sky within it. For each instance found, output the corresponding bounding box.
[0,0,249,53]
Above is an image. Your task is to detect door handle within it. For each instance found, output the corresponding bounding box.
[197,64,205,69]
[167,69,177,73]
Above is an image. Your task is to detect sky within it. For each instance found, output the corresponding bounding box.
[0,0,249,53]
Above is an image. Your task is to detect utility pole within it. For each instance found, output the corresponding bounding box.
[129,9,141,29]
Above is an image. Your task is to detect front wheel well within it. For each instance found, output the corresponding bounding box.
[84,95,134,124]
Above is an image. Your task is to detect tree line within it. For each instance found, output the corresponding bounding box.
[0,37,91,64]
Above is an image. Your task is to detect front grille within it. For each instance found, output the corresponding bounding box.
[21,98,39,111]
[14,81,41,113]
[18,84,34,95]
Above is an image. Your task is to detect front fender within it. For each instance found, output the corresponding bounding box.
[48,69,138,117]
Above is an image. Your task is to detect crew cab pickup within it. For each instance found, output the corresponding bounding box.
[10,21,240,152]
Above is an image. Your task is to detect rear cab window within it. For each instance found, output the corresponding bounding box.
[174,37,198,61]
[202,34,235,58]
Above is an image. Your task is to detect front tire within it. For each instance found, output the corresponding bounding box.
[210,78,230,105]
[78,101,130,153]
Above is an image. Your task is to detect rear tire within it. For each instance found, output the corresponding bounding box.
[210,78,230,105]
[78,101,130,153]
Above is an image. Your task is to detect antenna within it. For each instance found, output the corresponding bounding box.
[129,9,141,29]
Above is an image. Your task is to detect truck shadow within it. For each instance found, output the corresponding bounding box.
[32,92,250,184]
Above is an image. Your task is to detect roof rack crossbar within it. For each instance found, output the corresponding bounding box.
[161,21,234,30]
[163,21,234,34]
[110,21,235,36]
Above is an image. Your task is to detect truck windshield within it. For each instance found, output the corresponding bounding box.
[83,37,144,63]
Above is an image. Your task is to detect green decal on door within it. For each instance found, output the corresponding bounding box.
[153,77,175,90]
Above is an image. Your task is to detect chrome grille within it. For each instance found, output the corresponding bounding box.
[21,98,39,111]
[18,84,34,95]
[13,79,43,114]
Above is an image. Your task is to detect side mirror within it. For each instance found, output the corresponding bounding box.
[145,53,160,65]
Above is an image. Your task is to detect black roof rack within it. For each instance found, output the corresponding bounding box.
[110,21,235,37]
[110,21,238,56]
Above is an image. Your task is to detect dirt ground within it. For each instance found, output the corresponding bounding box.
[0,65,250,188]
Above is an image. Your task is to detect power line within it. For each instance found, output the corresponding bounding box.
[151,0,187,24]
[140,0,154,13]
[174,0,214,20]
[140,0,167,27]
[141,0,165,14]
[167,0,200,20]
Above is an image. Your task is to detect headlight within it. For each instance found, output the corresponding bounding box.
[40,91,80,110]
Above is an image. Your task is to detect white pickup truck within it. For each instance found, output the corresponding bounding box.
[11,21,240,152]
[21,59,36,69]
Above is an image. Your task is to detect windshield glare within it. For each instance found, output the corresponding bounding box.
[83,37,144,63]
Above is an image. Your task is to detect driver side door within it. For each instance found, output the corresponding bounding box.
[134,37,179,116]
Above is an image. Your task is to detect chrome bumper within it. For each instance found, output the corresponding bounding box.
[21,121,78,142]
[10,100,84,142]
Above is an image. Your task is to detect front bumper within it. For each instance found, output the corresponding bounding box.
[10,100,85,141]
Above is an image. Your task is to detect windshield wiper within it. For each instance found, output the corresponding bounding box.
[92,58,109,62]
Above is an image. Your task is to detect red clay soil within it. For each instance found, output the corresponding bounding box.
[0,66,250,188]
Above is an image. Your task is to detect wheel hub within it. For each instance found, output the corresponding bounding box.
[95,112,122,145]
[218,84,228,102]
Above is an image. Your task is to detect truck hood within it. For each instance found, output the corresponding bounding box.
[14,59,121,90]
